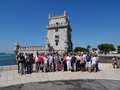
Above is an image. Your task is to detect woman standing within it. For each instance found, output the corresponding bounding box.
[76,53,81,71]
[43,55,48,72]
[60,55,64,72]
[79,54,86,71]
[54,54,60,71]
[38,53,44,72]
[91,54,97,72]
[66,53,72,72]
[34,52,39,72]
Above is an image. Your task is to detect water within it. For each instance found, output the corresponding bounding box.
[0,54,115,66]
[0,54,16,66]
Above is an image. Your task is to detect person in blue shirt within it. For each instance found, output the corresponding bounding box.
[16,53,25,75]
[71,54,77,72]
[86,53,92,72]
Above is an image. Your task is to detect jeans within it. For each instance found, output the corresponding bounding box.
[18,63,24,75]
[96,62,99,72]
[26,63,32,74]
[73,63,76,72]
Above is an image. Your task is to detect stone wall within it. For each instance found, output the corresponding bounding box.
[0,65,18,71]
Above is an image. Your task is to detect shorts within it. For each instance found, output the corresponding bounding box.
[86,62,91,68]
[113,62,118,65]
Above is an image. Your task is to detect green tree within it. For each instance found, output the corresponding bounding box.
[92,48,98,52]
[73,47,89,52]
[117,45,120,53]
[86,45,91,51]
[98,44,116,54]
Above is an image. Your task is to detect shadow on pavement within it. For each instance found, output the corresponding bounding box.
[1,79,120,90]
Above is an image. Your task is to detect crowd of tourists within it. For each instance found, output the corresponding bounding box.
[16,52,100,75]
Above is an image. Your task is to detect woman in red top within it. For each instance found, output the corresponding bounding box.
[38,53,44,72]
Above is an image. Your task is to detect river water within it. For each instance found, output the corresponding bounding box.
[0,54,115,66]
[0,54,16,66]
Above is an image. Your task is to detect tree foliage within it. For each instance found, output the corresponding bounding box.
[87,45,91,49]
[98,44,116,54]
[73,47,89,52]
[117,45,120,53]
[117,45,120,49]
[92,48,98,51]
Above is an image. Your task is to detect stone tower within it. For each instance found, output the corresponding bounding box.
[46,11,73,54]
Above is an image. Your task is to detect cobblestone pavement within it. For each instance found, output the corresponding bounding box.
[0,63,120,88]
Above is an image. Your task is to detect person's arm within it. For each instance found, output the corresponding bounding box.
[97,57,99,62]
[117,58,120,63]
[91,57,93,62]
[16,56,18,64]
[75,57,77,63]
[112,58,114,63]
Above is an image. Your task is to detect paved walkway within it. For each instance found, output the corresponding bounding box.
[1,80,120,90]
[0,63,120,88]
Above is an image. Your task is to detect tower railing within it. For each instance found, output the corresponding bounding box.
[46,22,69,29]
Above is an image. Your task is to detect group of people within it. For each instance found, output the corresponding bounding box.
[16,52,100,75]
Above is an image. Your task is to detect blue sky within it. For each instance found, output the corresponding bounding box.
[0,0,120,53]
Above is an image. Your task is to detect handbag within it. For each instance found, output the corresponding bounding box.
[80,60,85,65]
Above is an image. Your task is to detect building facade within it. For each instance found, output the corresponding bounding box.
[13,11,73,54]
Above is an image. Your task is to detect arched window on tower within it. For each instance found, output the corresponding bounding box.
[55,28,58,32]
[55,41,58,46]
[55,35,59,46]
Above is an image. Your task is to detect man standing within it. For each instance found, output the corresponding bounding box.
[86,53,91,72]
[71,54,77,72]
[16,53,25,75]
[26,53,32,74]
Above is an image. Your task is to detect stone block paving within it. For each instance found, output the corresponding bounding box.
[0,63,120,88]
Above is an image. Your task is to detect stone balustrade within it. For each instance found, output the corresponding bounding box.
[19,46,49,51]
[46,22,69,29]
[0,65,17,71]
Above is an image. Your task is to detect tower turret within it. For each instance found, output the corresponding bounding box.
[13,42,20,55]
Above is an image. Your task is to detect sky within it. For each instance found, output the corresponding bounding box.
[0,0,120,53]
